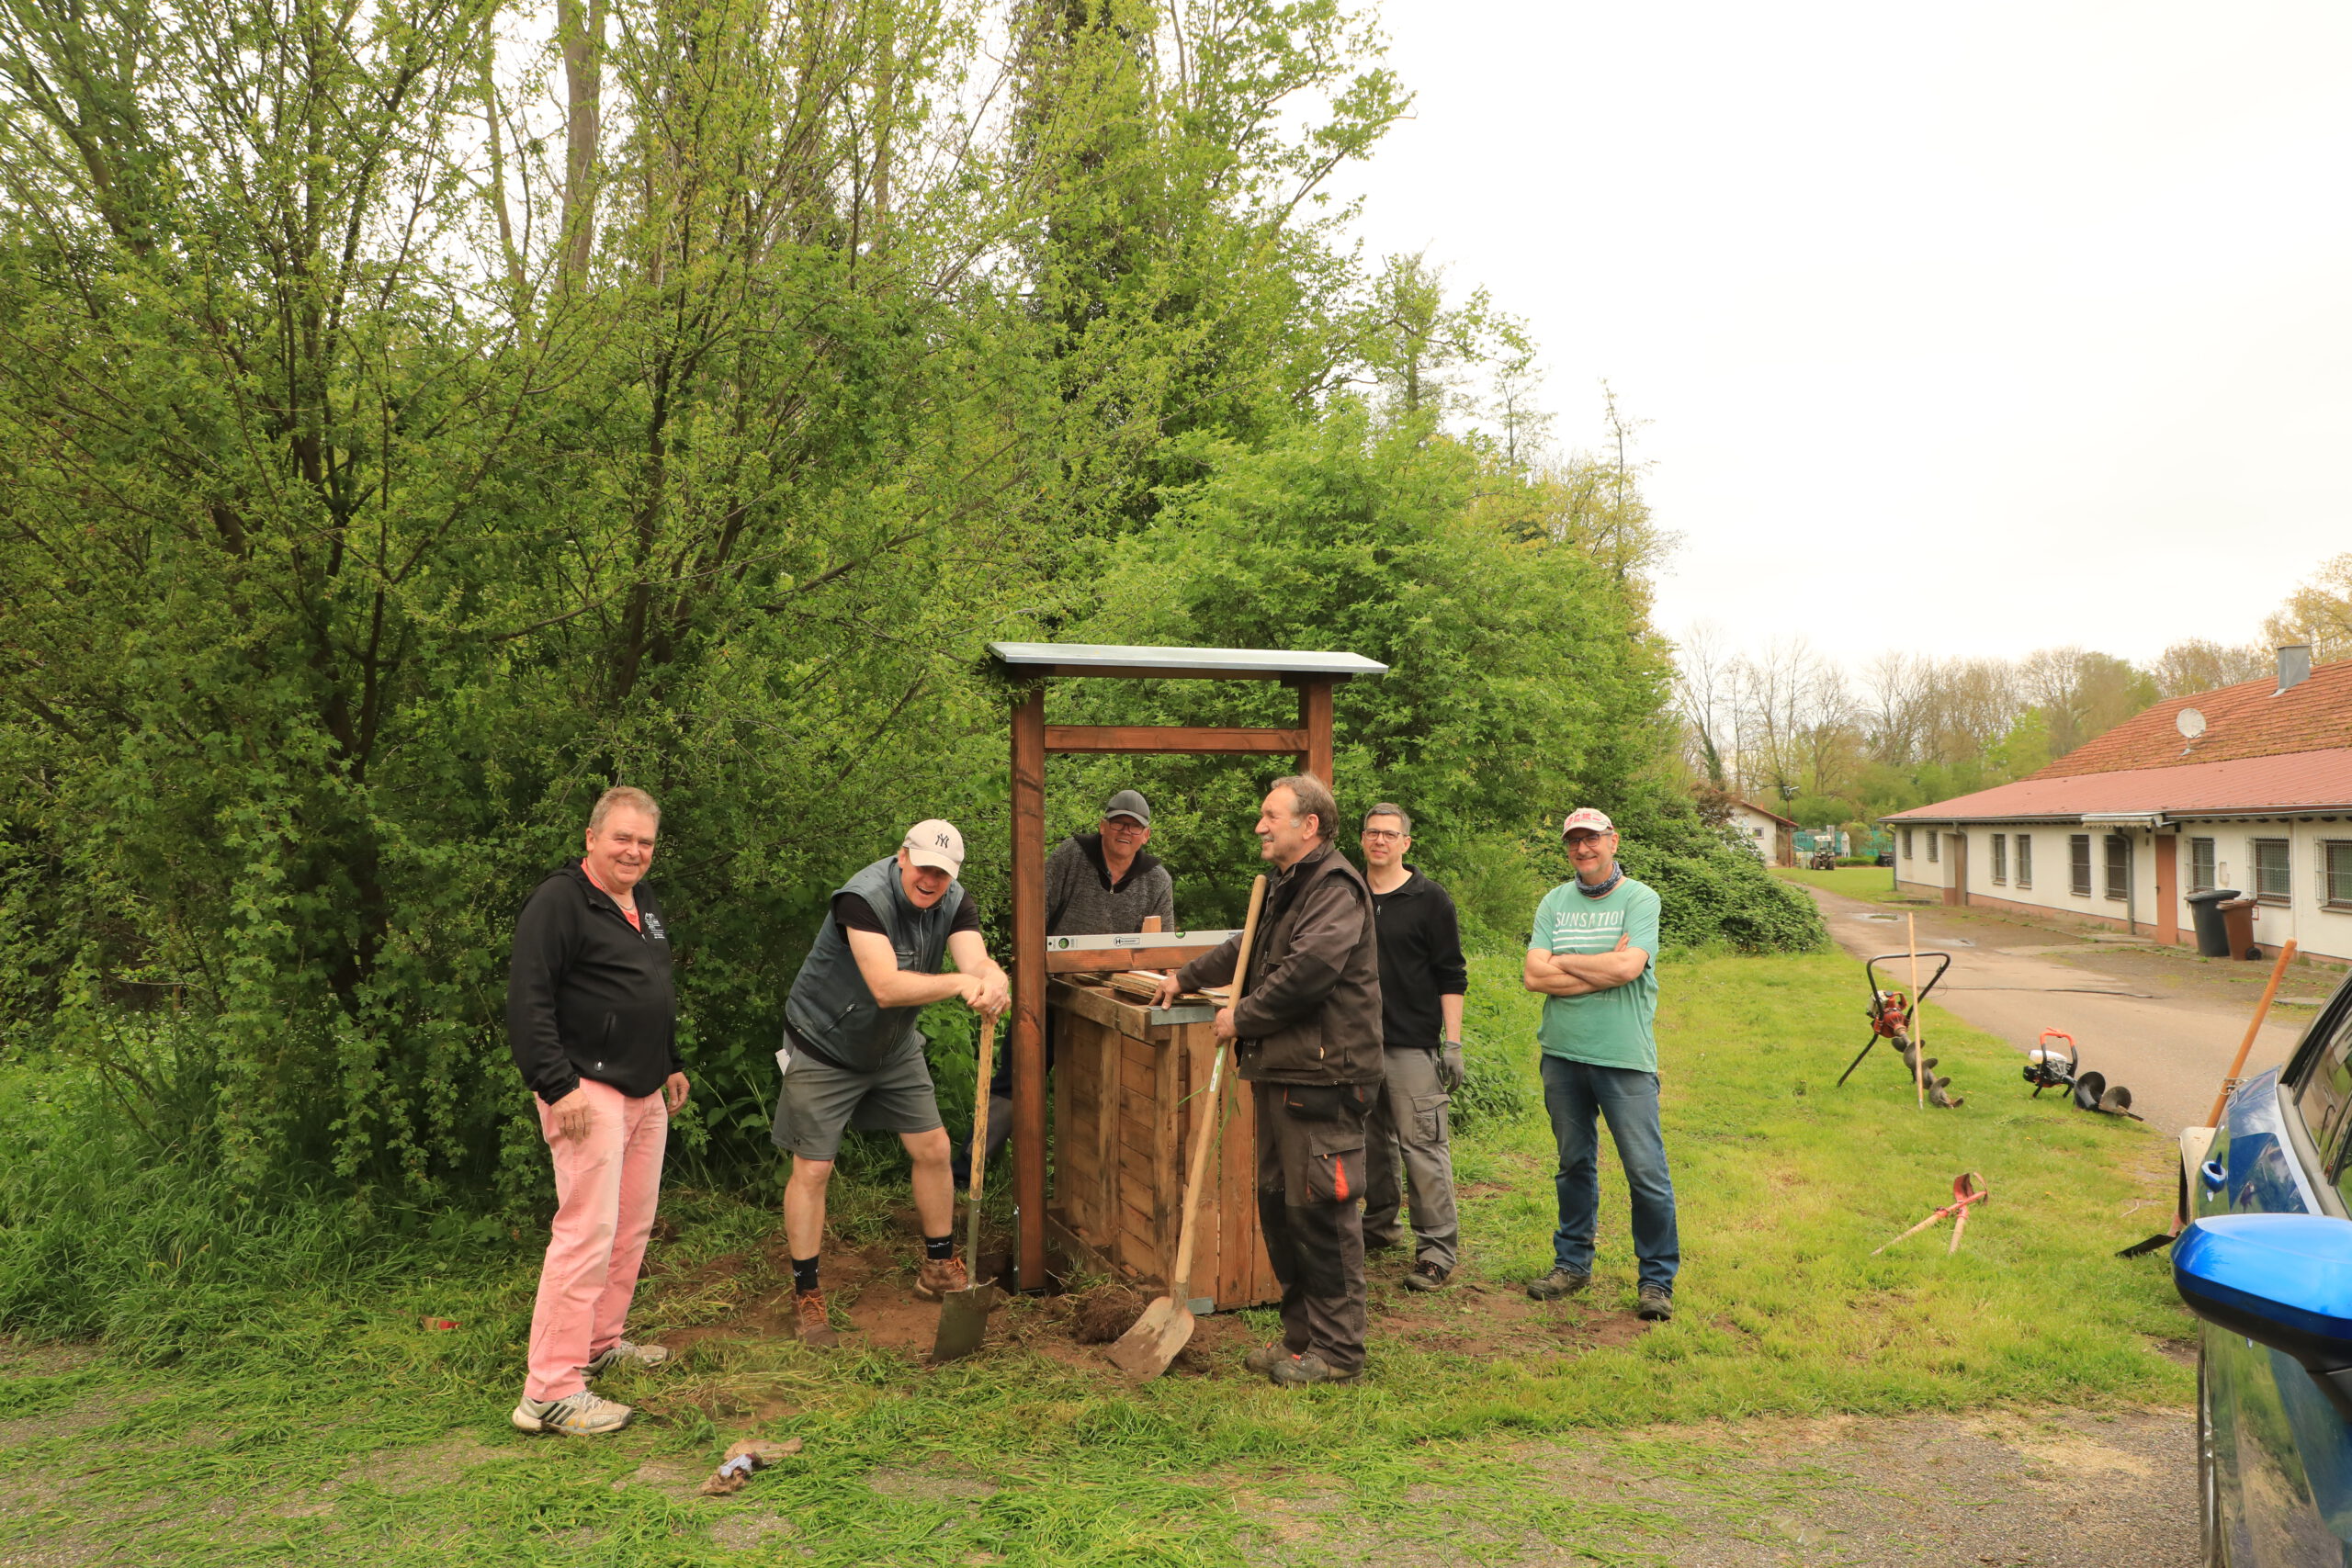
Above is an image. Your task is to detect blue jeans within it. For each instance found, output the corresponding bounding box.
[1540,1055,1679,1293]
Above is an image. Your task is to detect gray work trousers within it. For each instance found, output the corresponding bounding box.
[1254,1080,1371,1375]
[1360,1045,1460,1271]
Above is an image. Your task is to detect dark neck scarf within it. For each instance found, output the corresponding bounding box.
[1575,866,1624,899]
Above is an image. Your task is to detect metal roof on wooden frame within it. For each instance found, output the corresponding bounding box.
[993,641,1384,1290]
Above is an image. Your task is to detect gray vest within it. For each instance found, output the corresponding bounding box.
[784,857,966,1073]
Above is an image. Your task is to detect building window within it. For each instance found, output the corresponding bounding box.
[2104,835,2129,901]
[1991,833,2007,884]
[2190,838,2217,894]
[2253,838,2291,905]
[2015,834,2032,888]
[1901,828,1913,860]
[2327,842,2352,909]
[1928,832,1939,863]
[2070,834,2092,897]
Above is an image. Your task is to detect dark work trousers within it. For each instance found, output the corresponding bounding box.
[1253,1080,1371,1375]
[1361,1045,1459,1271]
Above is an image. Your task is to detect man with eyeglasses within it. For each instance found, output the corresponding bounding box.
[1356,804,1466,1292]
[958,790,1176,1183]
[1521,807,1677,1323]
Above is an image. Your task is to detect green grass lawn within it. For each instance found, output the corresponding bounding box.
[1771,864,1911,903]
[0,950,2188,1565]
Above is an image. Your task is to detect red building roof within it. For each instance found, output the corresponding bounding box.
[1884,747,2352,823]
[1885,657,2352,824]
[2030,658,2352,776]
[1735,799,1800,829]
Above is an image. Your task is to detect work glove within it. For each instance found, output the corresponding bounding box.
[1438,1040,1464,1094]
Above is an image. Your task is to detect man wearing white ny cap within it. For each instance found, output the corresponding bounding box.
[1521,807,1679,1322]
[770,820,1009,1346]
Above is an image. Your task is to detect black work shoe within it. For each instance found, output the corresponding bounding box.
[1363,1234,1405,1255]
[1636,1285,1674,1322]
[1243,1342,1294,1376]
[1403,1259,1450,1292]
[1268,1351,1363,1388]
[1526,1266,1591,1301]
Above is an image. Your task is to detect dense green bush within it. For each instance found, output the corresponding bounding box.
[0,0,1814,1244]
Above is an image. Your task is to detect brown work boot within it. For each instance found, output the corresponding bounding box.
[1244,1342,1295,1376]
[913,1256,968,1302]
[795,1289,840,1348]
[1268,1351,1363,1388]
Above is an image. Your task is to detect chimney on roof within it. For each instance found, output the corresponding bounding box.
[2277,644,2313,695]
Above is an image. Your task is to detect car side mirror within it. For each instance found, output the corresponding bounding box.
[2176,1214,2352,1419]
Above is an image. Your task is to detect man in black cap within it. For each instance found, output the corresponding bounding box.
[960,789,1176,1182]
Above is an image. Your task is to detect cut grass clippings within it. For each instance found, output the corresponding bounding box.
[0,949,2189,1565]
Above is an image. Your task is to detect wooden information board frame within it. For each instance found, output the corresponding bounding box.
[988,641,1386,1288]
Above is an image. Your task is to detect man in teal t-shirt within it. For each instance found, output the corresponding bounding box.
[1521,807,1679,1320]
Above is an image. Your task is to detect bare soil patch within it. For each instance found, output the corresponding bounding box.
[641,1210,1659,1399]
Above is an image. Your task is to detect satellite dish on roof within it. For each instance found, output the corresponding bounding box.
[2177,707,2207,739]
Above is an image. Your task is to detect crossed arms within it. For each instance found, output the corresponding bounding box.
[1522,931,1647,998]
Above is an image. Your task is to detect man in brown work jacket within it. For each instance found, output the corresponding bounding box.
[1155,773,1384,1387]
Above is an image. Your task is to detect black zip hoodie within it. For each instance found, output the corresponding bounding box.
[506,862,681,1102]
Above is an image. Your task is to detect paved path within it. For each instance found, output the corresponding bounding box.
[1804,884,2313,1135]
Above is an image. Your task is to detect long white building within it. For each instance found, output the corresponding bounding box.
[1882,648,2352,965]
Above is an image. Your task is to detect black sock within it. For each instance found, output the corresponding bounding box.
[792,1255,820,1294]
[924,1234,955,1261]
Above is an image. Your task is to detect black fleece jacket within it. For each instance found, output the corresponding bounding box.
[506,862,682,1102]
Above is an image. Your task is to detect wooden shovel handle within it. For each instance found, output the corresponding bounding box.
[2203,941,2298,1129]
[964,1010,1000,1266]
[1169,874,1266,1297]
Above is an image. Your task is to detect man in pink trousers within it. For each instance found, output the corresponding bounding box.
[505,785,690,1436]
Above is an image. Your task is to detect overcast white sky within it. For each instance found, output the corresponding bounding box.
[1339,2,2352,669]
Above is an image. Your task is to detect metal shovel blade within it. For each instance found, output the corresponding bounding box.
[932,1279,1001,1364]
[1104,1294,1194,1380]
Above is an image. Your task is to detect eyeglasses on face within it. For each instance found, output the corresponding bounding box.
[1361,829,1406,841]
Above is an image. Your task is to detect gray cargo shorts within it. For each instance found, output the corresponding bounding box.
[770,1043,944,1162]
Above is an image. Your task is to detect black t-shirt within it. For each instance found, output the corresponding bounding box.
[832,892,980,937]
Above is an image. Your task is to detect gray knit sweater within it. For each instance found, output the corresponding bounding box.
[1046,834,1177,936]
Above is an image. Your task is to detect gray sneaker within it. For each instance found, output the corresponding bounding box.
[1526,1267,1591,1301]
[1636,1285,1674,1322]
[512,1390,633,1436]
[582,1338,671,1377]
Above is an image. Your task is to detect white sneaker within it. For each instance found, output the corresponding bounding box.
[512,1390,633,1436]
[582,1338,671,1377]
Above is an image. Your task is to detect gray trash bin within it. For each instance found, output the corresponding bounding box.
[2187,887,2240,958]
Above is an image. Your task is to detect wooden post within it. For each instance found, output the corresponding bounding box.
[1010,685,1048,1289]
[1906,913,1924,1110]
[1296,679,1334,783]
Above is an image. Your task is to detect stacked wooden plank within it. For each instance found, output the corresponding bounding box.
[1046,978,1276,1311]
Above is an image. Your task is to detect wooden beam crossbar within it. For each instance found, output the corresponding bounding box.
[997,647,1380,1292]
[1046,725,1309,756]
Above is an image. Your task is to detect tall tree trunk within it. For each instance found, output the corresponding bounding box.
[558,0,605,283]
